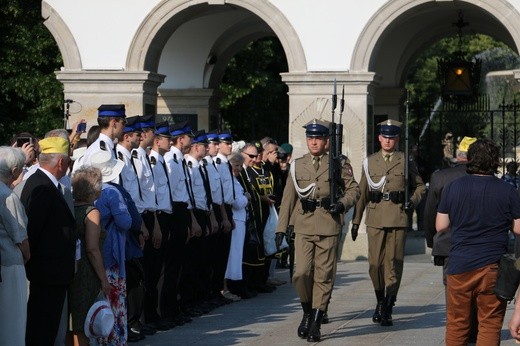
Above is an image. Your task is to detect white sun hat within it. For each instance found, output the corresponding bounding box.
[84,300,115,339]
[90,151,124,183]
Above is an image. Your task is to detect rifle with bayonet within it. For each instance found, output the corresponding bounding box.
[328,80,346,215]
[404,90,412,212]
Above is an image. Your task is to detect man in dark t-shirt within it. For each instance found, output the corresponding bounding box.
[436,139,520,345]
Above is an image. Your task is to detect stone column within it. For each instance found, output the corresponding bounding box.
[56,70,165,128]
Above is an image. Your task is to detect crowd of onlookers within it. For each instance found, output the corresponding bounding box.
[0,104,295,345]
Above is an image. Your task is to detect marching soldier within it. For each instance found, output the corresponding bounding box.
[351,119,425,327]
[276,119,360,342]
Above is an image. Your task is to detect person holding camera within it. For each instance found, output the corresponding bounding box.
[351,119,425,327]
[276,119,359,342]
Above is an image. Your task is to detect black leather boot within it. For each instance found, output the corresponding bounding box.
[298,302,312,338]
[307,309,324,342]
[380,295,396,326]
[372,290,385,323]
[322,311,329,324]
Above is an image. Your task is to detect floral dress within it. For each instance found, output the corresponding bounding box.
[92,183,132,346]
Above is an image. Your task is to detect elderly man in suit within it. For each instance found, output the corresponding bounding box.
[276,119,360,342]
[351,119,425,327]
[19,137,76,346]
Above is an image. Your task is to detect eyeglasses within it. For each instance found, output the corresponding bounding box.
[243,152,258,159]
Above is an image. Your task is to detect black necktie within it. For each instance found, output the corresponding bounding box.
[130,151,142,200]
[227,161,236,200]
[160,159,173,204]
[182,159,196,207]
[200,164,213,210]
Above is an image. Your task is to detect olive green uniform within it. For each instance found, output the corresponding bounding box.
[352,150,425,296]
[277,153,359,310]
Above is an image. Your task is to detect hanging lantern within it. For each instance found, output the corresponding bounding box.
[438,11,481,102]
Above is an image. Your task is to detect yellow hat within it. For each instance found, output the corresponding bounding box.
[458,136,477,152]
[39,137,69,154]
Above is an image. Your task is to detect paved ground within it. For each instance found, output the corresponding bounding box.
[134,254,519,345]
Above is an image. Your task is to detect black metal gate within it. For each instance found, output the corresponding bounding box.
[412,95,519,181]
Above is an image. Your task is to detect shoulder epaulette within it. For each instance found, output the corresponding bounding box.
[131,150,138,159]
[117,151,123,161]
[216,158,221,164]
[173,153,178,164]
[150,156,157,165]
[202,158,208,166]
[188,161,193,168]
[100,140,107,151]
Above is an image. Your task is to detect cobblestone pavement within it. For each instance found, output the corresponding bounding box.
[134,254,519,345]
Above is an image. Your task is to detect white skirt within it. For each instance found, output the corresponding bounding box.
[0,264,27,345]
[225,219,246,280]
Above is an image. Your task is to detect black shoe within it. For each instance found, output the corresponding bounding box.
[238,288,254,299]
[148,320,171,331]
[307,309,324,342]
[256,285,275,293]
[380,295,396,327]
[179,312,193,324]
[182,306,202,317]
[139,323,157,335]
[298,302,312,338]
[127,329,145,342]
[322,311,329,324]
[372,290,385,323]
[159,318,177,329]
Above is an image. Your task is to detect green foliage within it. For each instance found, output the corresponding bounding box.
[218,38,289,142]
[406,34,519,107]
[0,0,63,144]
[406,34,520,175]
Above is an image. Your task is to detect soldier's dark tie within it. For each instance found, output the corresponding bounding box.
[313,156,320,171]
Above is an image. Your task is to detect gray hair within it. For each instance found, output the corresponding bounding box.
[39,153,67,167]
[228,152,244,166]
[72,166,102,203]
[0,146,25,179]
[45,128,70,141]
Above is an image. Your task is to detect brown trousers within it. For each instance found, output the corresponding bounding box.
[293,234,338,311]
[367,227,406,296]
[446,263,506,346]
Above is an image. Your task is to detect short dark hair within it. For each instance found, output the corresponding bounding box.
[466,138,500,175]
[87,126,100,147]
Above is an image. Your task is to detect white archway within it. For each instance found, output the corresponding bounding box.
[351,0,520,87]
[126,0,306,74]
